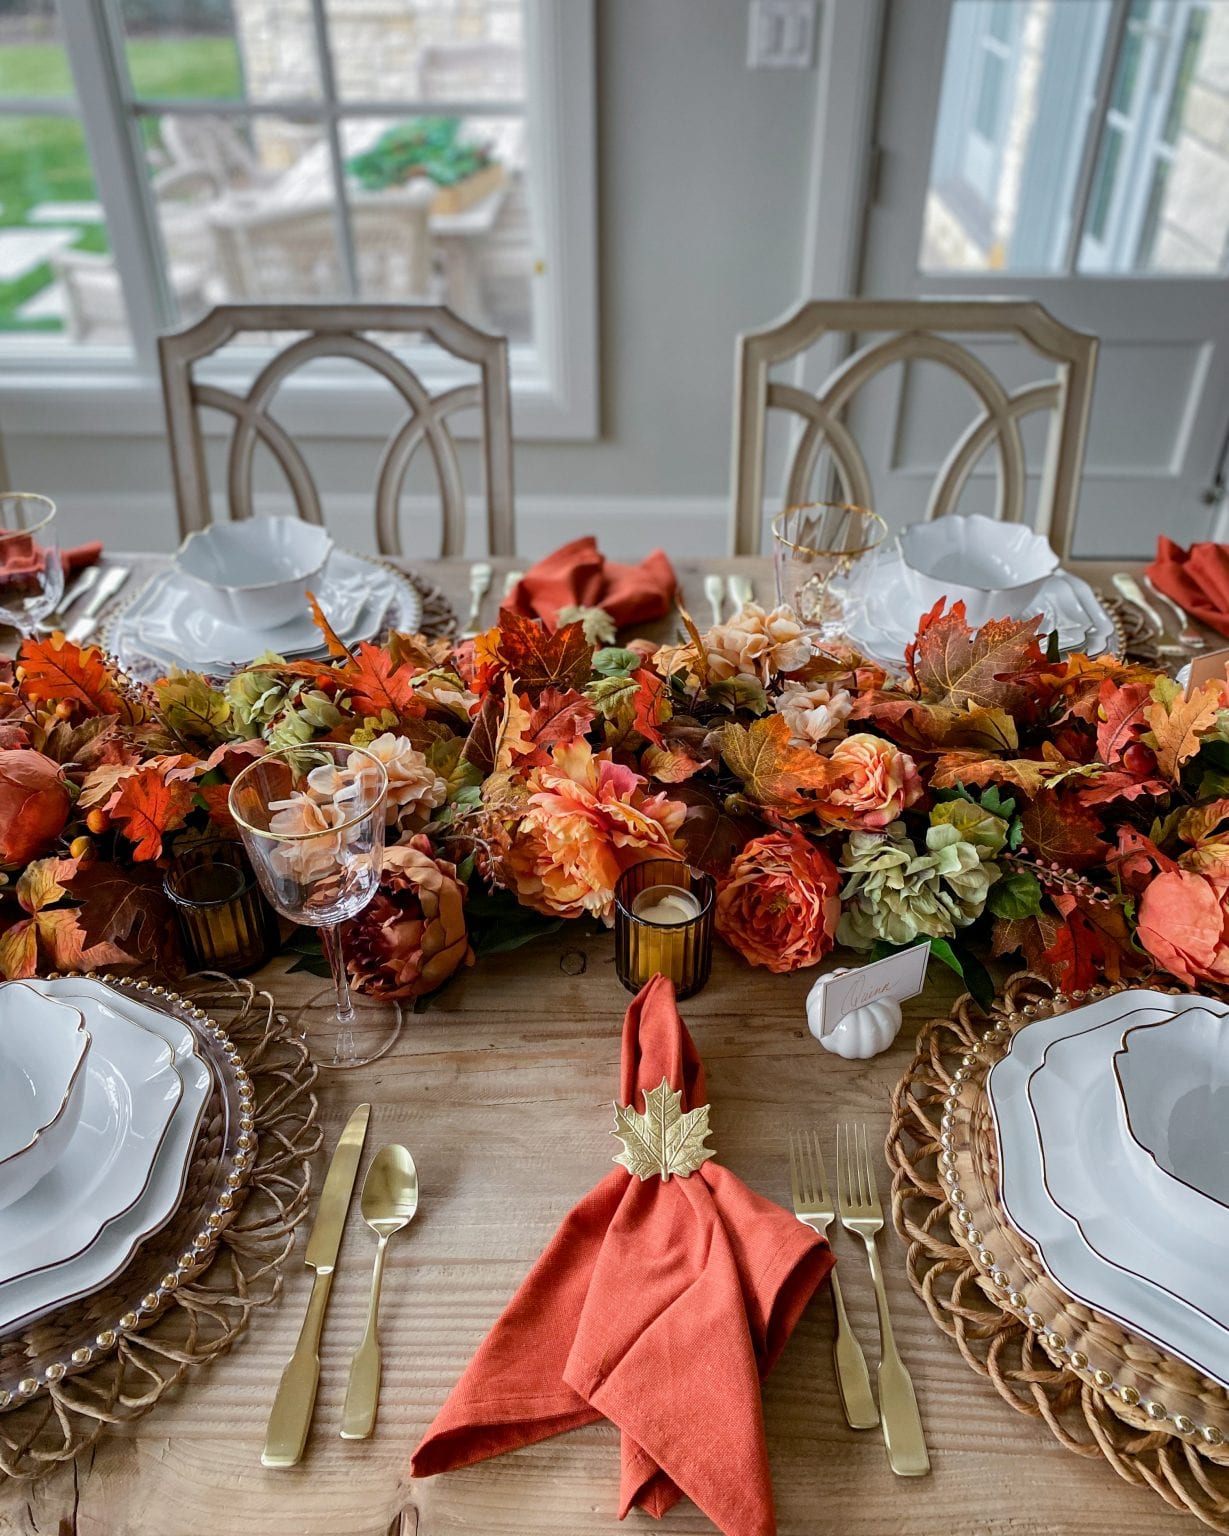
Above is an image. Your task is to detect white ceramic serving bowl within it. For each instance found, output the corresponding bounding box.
[898,513,1060,627]
[1114,1008,1229,1208]
[0,983,90,1210]
[173,517,333,629]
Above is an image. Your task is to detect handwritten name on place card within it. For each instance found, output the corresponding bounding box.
[813,946,931,1037]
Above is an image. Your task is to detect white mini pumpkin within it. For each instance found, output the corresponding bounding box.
[806,969,904,1059]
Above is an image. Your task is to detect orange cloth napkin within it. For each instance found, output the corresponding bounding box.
[507,535,677,630]
[1146,536,1229,639]
[0,538,102,581]
[411,975,832,1535]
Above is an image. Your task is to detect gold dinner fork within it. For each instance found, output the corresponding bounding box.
[789,1130,878,1430]
[836,1122,930,1476]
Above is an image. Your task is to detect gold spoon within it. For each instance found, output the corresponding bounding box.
[340,1144,419,1440]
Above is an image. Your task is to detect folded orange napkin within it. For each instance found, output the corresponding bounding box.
[1146,536,1229,638]
[507,535,677,630]
[411,975,832,1535]
[0,538,102,581]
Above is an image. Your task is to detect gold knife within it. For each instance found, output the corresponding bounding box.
[262,1102,371,1469]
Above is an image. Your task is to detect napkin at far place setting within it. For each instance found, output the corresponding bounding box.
[1146,536,1229,639]
[0,537,102,580]
[506,535,677,630]
[411,975,833,1536]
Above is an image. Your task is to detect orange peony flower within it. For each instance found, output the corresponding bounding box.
[1136,867,1229,987]
[821,733,923,829]
[715,831,841,973]
[0,749,71,866]
[503,740,685,920]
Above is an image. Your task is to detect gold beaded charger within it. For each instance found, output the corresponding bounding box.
[0,972,320,1483]
[887,971,1229,1532]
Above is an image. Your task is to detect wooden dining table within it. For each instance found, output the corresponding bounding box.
[0,553,1210,1536]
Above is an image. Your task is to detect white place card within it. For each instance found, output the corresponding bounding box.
[1185,646,1229,698]
[811,946,930,1038]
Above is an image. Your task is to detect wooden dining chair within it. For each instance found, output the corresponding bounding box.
[157,303,515,557]
[730,298,1098,558]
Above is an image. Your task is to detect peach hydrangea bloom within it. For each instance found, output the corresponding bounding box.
[821,733,923,829]
[503,740,686,921]
[267,789,349,882]
[704,602,811,683]
[359,733,448,825]
[773,681,853,751]
[715,831,841,973]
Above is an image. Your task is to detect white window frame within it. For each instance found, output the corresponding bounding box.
[0,0,597,443]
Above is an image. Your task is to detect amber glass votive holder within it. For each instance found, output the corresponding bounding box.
[614,860,715,999]
[163,840,278,975]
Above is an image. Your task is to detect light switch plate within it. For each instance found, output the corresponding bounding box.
[747,0,817,69]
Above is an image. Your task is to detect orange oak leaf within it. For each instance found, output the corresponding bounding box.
[1019,788,1110,869]
[461,674,532,776]
[929,745,1095,796]
[1144,680,1220,781]
[718,714,830,807]
[905,600,1046,714]
[17,633,126,716]
[1075,770,1168,808]
[109,765,195,861]
[0,855,128,979]
[1096,679,1151,765]
[1040,654,1159,725]
[852,694,1019,754]
[1178,798,1229,847]
[493,607,593,696]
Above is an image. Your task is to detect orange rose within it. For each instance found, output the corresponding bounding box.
[716,831,841,973]
[1136,867,1229,987]
[0,749,71,866]
[504,741,685,920]
[346,835,473,1000]
[822,734,923,829]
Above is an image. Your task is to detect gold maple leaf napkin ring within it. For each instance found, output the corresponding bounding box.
[611,1079,716,1182]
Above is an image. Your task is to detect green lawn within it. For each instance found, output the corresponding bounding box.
[0,37,241,332]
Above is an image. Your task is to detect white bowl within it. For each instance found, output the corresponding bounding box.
[898,514,1059,627]
[1114,1009,1229,1209]
[0,984,90,1210]
[173,517,333,629]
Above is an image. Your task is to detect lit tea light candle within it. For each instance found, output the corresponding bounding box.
[615,863,714,999]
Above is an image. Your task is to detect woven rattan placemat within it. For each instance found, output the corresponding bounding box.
[0,973,320,1483]
[887,971,1229,1532]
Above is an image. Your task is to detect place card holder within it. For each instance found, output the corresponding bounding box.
[614,860,714,1000]
[164,839,278,975]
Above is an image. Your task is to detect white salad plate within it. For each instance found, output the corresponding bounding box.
[0,979,212,1335]
[988,988,1229,1389]
[0,984,90,1211]
[1115,1010,1229,1208]
[847,545,1117,666]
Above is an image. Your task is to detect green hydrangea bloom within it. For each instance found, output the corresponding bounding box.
[837,820,999,951]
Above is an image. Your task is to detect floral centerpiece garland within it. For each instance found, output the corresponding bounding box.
[1,596,1225,1003]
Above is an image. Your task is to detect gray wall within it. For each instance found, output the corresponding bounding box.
[6,0,820,554]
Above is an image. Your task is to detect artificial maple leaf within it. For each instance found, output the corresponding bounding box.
[524,686,596,753]
[929,746,1096,796]
[387,630,453,672]
[1040,653,1158,725]
[1040,894,1136,992]
[669,782,760,876]
[460,674,533,777]
[17,633,126,717]
[718,714,830,807]
[1019,788,1110,869]
[492,607,593,696]
[1096,679,1151,766]
[906,600,1045,714]
[610,1077,715,1182]
[1145,678,1220,781]
[154,668,233,749]
[631,667,671,747]
[0,855,127,979]
[77,760,138,811]
[307,588,354,660]
[852,694,1019,754]
[333,640,426,722]
[63,858,181,972]
[109,765,195,861]
[1075,770,1168,808]
[641,743,707,783]
[1110,825,1180,892]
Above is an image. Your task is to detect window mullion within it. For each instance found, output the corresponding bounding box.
[306,0,360,298]
[60,2,171,366]
[1063,0,1133,273]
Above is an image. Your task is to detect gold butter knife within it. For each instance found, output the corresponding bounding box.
[262,1102,371,1469]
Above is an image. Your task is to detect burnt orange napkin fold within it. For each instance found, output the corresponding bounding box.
[507,535,677,630]
[0,538,102,580]
[411,975,832,1536]
[1146,536,1229,639]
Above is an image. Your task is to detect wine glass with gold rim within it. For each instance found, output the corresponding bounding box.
[772,501,886,641]
[228,743,401,1069]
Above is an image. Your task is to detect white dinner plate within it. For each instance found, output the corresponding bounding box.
[0,979,213,1336]
[0,993,181,1288]
[1030,1019,1229,1327]
[988,989,1229,1389]
[846,546,1117,666]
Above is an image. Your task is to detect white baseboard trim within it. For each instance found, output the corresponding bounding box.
[64,492,735,561]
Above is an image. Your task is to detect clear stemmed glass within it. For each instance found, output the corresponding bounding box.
[228,743,402,1069]
[772,502,886,642]
[0,495,63,638]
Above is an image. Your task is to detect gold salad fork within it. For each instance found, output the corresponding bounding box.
[789,1130,878,1429]
[836,1123,929,1476]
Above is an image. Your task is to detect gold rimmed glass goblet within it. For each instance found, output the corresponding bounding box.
[228,743,401,1069]
[0,494,63,638]
[772,501,886,641]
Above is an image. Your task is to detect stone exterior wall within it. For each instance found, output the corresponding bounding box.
[1153,1,1229,271]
